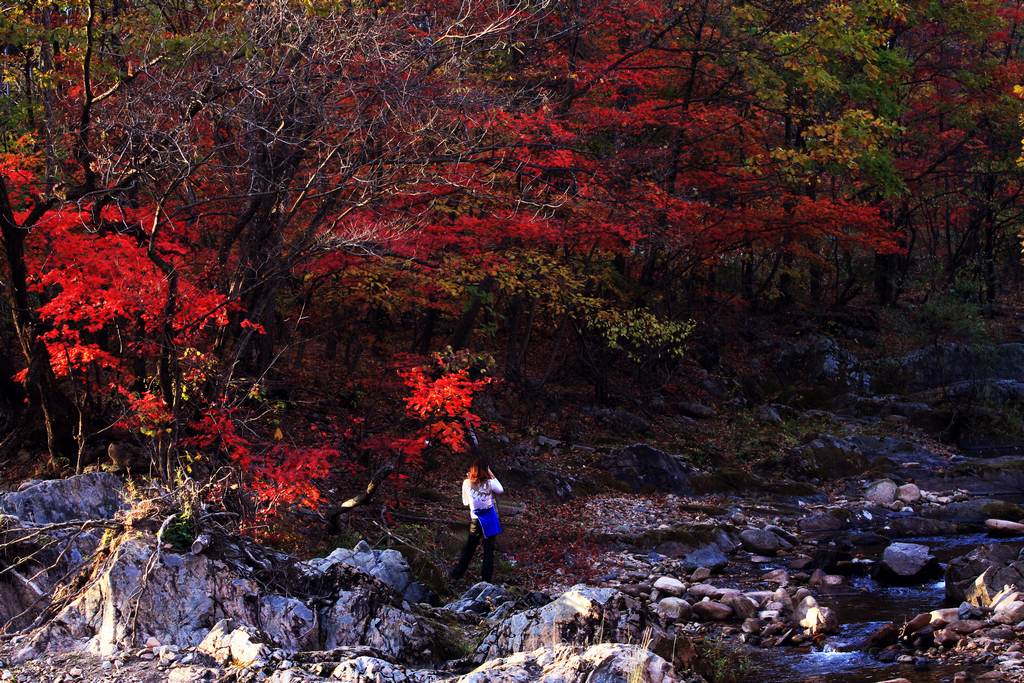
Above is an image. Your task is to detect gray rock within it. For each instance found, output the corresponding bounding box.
[897,483,922,504]
[332,657,438,683]
[789,436,869,478]
[945,543,1024,604]
[866,480,898,505]
[321,589,438,659]
[460,643,679,683]
[755,405,783,425]
[678,402,716,420]
[798,510,850,534]
[880,542,937,582]
[303,541,427,603]
[794,596,838,635]
[0,473,124,524]
[474,586,642,661]
[445,582,513,616]
[197,620,269,667]
[655,597,691,622]
[652,577,685,596]
[599,445,695,495]
[887,517,960,537]
[872,343,1024,394]
[738,528,786,555]
[691,600,732,621]
[678,544,728,571]
[924,499,1024,523]
[774,334,868,394]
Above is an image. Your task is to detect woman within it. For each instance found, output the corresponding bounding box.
[450,451,504,582]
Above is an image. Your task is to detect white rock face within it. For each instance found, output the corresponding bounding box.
[321,589,438,658]
[197,620,270,666]
[458,644,679,683]
[474,586,638,661]
[17,535,431,663]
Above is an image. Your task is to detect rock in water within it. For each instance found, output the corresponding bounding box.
[462,644,679,683]
[880,542,937,583]
[945,543,1024,604]
[794,596,838,635]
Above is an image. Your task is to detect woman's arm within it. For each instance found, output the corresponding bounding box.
[462,479,471,506]
[488,477,504,495]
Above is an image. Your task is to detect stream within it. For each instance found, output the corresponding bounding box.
[745,531,1024,682]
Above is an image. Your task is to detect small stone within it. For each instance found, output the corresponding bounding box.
[761,568,789,585]
[690,567,711,582]
[897,483,922,504]
[145,636,161,649]
[652,576,686,596]
[692,600,733,621]
[656,597,692,621]
[865,479,898,505]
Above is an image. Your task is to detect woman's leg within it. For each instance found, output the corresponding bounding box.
[481,534,496,582]
[450,519,482,580]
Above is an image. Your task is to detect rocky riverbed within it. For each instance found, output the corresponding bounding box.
[2,341,1024,682]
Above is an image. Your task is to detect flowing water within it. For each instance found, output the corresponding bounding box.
[743,532,1024,682]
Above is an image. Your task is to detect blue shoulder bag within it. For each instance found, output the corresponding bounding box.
[475,505,502,538]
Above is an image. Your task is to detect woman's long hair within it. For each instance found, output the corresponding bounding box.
[467,449,491,488]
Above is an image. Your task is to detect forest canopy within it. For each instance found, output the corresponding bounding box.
[2,0,1024,531]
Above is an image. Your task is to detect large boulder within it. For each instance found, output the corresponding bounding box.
[773,334,868,395]
[321,589,439,658]
[599,445,695,495]
[788,436,869,479]
[738,528,787,555]
[303,540,429,603]
[945,543,1024,605]
[474,586,644,661]
[444,582,514,616]
[798,509,851,534]
[0,473,124,524]
[872,343,1024,394]
[923,498,1024,524]
[460,644,679,683]
[879,543,938,583]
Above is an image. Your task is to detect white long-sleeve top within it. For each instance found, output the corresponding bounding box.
[462,477,504,519]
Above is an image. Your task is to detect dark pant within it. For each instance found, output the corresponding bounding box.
[451,518,495,582]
